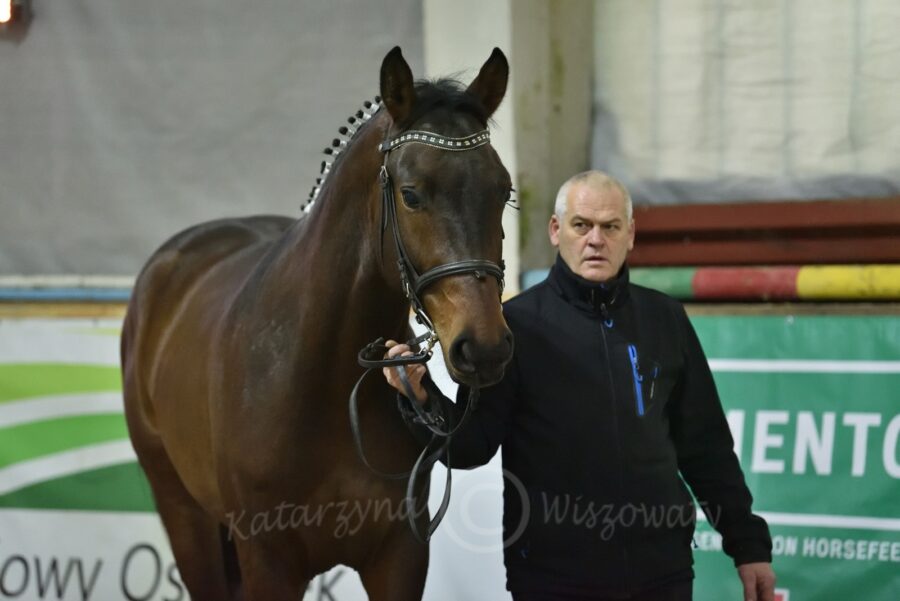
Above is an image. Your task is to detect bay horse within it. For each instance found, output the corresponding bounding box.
[121,47,513,600]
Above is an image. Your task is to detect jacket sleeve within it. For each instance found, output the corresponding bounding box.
[398,356,519,470]
[669,302,773,566]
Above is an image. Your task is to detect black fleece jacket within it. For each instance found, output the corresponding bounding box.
[404,255,772,596]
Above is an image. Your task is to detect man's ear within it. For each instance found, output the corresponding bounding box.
[627,218,635,252]
[549,215,561,247]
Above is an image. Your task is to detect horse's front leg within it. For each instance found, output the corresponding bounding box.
[233,534,310,601]
[359,521,429,601]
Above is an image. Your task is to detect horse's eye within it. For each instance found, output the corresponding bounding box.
[400,189,421,209]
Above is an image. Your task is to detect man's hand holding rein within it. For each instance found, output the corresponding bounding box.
[383,340,428,404]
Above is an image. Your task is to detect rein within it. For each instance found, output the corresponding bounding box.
[349,126,505,543]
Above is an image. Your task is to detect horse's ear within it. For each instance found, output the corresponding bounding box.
[380,46,416,124]
[466,47,509,119]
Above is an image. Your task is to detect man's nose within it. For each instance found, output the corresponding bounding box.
[587,226,605,246]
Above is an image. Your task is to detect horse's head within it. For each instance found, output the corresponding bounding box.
[378,47,513,388]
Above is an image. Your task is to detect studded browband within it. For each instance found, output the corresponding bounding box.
[378,129,491,153]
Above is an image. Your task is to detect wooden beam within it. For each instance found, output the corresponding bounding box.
[631,198,900,266]
[634,197,900,232]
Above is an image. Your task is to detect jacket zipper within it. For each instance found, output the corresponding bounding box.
[627,344,645,416]
[598,302,630,592]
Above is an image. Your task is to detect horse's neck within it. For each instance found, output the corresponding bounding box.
[269,112,410,351]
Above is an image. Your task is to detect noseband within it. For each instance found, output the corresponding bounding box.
[349,125,506,543]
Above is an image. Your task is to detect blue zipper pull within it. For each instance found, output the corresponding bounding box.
[627,344,645,416]
[600,302,613,328]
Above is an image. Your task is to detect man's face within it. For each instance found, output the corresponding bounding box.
[548,182,635,283]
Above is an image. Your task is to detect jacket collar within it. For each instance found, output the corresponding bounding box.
[548,253,630,315]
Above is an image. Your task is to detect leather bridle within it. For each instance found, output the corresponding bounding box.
[379,128,505,348]
[349,126,505,543]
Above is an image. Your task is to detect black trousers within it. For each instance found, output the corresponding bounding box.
[511,579,692,601]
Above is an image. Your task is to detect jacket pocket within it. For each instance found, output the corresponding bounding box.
[627,344,646,416]
[627,345,666,417]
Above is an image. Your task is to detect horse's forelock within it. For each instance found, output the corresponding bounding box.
[398,78,490,130]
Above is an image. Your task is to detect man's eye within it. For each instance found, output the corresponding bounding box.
[400,189,421,209]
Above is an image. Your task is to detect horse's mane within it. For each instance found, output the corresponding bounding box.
[301,78,489,213]
[301,97,381,213]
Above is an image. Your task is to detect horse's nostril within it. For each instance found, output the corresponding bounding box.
[450,337,477,374]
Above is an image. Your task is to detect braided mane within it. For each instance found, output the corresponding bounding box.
[301,96,383,213]
[301,78,491,213]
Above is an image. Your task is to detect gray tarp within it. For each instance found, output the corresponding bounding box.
[592,0,900,205]
[0,0,422,275]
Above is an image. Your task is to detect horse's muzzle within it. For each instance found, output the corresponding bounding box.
[448,329,514,387]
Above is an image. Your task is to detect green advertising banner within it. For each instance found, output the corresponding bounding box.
[691,314,900,601]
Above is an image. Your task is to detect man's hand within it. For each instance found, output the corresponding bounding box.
[382,340,428,404]
[737,562,775,601]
